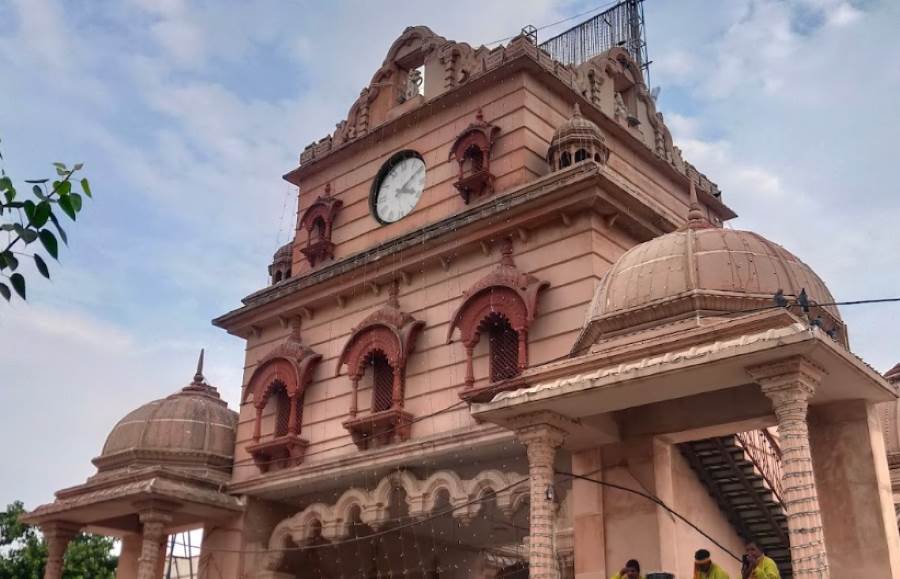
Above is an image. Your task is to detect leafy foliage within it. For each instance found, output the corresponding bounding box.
[0,501,117,579]
[0,139,92,304]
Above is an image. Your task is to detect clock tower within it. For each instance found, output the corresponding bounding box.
[212,25,733,578]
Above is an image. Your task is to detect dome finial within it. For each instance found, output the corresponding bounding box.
[684,179,712,230]
[193,348,205,385]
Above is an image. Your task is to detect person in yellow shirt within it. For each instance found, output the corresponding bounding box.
[741,542,780,579]
[693,549,730,579]
[610,559,643,579]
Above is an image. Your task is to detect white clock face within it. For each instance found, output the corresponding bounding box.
[374,155,426,223]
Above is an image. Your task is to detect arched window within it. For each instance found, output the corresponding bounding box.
[271,383,292,437]
[447,238,549,399]
[311,217,326,242]
[463,145,484,173]
[482,313,520,382]
[574,148,588,163]
[368,351,395,413]
[274,270,283,283]
[560,151,572,168]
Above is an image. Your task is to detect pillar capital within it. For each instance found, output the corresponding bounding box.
[746,355,826,393]
[510,411,573,449]
[40,520,81,541]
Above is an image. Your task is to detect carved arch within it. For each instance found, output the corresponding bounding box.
[336,284,424,448]
[447,239,548,392]
[448,109,501,203]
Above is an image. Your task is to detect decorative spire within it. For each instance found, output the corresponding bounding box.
[475,108,484,123]
[193,348,205,385]
[572,103,582,118]
[684,178,712,230]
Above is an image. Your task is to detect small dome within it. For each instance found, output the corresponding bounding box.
[581,218,841,341]
[273,242,293,262]
[93,352,237,479]
[547,104,609,170]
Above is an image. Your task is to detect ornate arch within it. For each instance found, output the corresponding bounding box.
[336,282,424,449]
[261,467,528,570]
[447,238,548,399]
[448,109,501,203]
[244,331,322,472]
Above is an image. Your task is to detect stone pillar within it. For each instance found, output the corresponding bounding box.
[748,357,830,578]
[572,448,605,579]
[41,521,80,579]
[808,400,900,577]
[516,414,568,579]
[116,534,141,579]
[137,511,172,579]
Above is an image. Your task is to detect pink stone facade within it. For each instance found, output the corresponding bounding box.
[23,25,900,579]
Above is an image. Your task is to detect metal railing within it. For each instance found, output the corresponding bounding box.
[735,429,784,504]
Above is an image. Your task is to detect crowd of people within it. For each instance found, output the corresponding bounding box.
[609,541,781,579]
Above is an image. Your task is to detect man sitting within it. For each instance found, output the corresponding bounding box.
[611,559,643,579]
[693,549,730,579]
[741,542,780,579]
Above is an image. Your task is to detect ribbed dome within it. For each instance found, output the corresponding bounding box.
[93,353,237,478]
[582,221,840,340]
[273,242,292,262]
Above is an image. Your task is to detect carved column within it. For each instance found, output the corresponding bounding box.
[516,414,568,579]
[349,375,360,417]
[464,341,475,388]
[748,357,830,578]
[253,406,263,442]
[516,327,528,371]
[137,511,172,579]
[41,521,80,579]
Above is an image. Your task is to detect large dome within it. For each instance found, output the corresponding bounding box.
[581,211,840,342]
[93,354,237,479]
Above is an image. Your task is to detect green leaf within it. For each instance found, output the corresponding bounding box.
[34,254,50,278]
[70,192,83,213]
[25,178,49,184]
[80,178,92,198]
[23,199,36,222]
[32,184,47,200]
[0,283,9,301]
[13,224,38,244]
[10,273,25,299]
[48,212,68,245]
[58,195,76,221]
[57,180,72,196]
[2,252,19,271]
[39,229,58,259]
[52,162,66,170]
[31,202,51,228]
[0,176,12,191]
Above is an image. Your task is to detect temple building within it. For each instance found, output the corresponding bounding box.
[22,26,900,579]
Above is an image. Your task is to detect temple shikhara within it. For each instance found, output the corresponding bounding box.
[22,24,900,579]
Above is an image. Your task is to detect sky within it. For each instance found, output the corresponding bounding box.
[1,0,898,512]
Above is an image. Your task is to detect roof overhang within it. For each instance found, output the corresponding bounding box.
[473,313,897,441]
[20,467,242,535]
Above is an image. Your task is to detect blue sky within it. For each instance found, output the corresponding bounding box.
[1,0,898,511]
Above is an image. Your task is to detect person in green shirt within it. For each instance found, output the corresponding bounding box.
[693,549,730,579]
[741,542,780,579]
[611,559,643,579]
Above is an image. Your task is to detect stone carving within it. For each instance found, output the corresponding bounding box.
[402,67,423,102]
[447,238,548,399]
[260,468,529,572]
[298,183,343,267]
[448,109,501,203]
[296,29,721,203]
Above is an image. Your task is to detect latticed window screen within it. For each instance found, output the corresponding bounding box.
[370,352,395,412]
[484,313,520,382]
[273,384,291,437]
